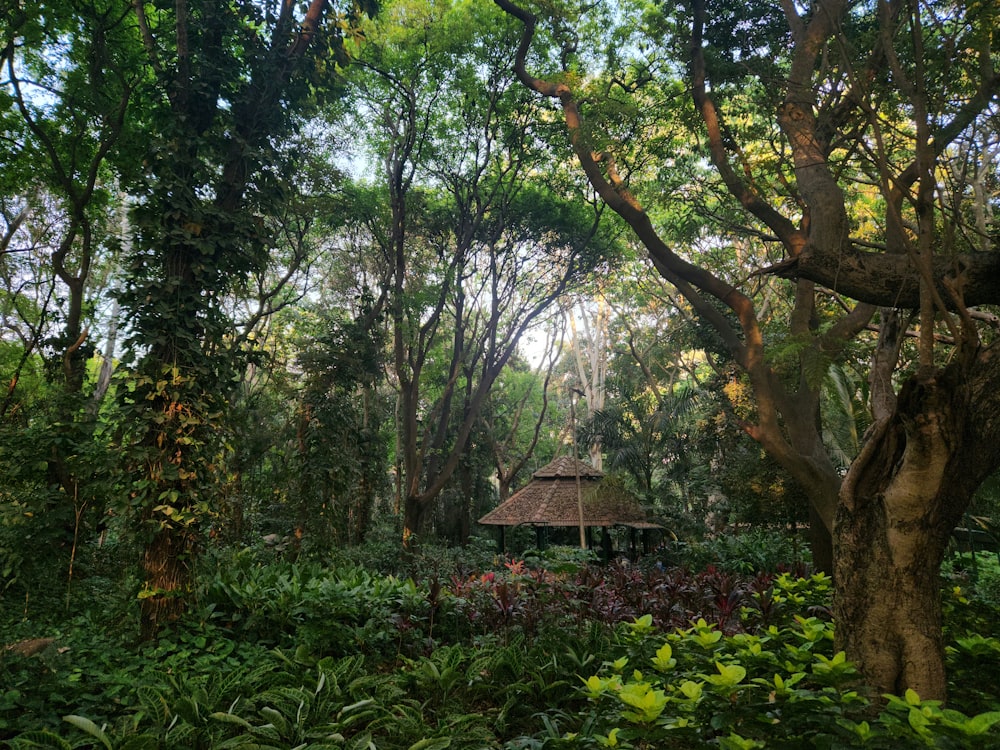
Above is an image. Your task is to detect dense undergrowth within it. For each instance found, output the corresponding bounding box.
[3,534,1000,748]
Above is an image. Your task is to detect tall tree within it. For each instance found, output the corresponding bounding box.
[496,0,1000,700]
[2,0,138,396]
[484,326,564,502]
[118,0,375,638]
[293,305,390,547]
[349,0,613,543]
[565,295,609,469]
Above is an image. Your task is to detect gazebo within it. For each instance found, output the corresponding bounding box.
[478,456,659,555]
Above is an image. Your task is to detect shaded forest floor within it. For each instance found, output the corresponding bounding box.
[4,534,1000,748]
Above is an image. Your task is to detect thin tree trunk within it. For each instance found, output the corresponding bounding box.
[807,504,834,574]
[568,299,608,470]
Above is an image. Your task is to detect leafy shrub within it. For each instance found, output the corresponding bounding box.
[197,549,439,657]
[327,517,406,575]
[445,560,827,647]
[943,552,1000,609]
[0,613,274,742]
[515,611,1000,748]
[329,523,504,581]
[656,527,810,576]
[523,546,601,575]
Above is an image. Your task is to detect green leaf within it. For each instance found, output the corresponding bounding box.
[964,711,1000,735]
[339,699,377,717]
[173,696,203,725]
[679,680,703,701]
[617,681,668,723]
[62,715,112,750]
[8,730,73,749]
[705,662,747,689]
[596,727,621,747]
[136,686,171,725]
[582,675,609,698]
[259,706,289,735]
[406,739,451,750]
[907,706,931,734]
[652,642,676,672]
[348,733,376,750]
[718,734,765,750]
[629,614,654,634]
[209,711,255,729]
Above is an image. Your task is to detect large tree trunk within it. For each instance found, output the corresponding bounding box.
[403,495,426,547]
[140,520,195,641]
[836,350,1000,700]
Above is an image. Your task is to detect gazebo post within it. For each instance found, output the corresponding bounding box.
[570,390,586,550]
[498,526,505,554]
[601,526,613,562]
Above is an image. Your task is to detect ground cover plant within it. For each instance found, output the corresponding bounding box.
[4,539,1000,749]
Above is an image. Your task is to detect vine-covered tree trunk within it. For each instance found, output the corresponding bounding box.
[123,0,373,638]
[836,352,1000,700]
[140,514,196,641]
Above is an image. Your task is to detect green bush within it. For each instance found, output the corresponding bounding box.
[196,548,442,657]
[656,527,810,575]
[523,546,601,575]
[514,607,1000,748]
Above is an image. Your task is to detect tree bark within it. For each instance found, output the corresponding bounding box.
[807,504,834,575]
[403,495,427,545]
[140,517,194,641]
[568,298,608,470]
[836,346,1000,700]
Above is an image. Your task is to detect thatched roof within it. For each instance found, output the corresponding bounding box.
[478,457,659,528]
[529,455,604,480]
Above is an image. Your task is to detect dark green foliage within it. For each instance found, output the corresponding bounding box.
[7,552,1000,749]
[659,527,811,576]
[290,308,392,548]
[196,551,438,658]
[0,410,120,592]
[328,524,504,579]
[0,611,272,741]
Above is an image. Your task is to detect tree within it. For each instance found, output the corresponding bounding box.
[0,0,141,599]
[116,0,376,638]
[348,0,614,543]
[495,0,1000,700]
[293,305,391,548]
[565,294,609,469]
[2,0,138,396]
